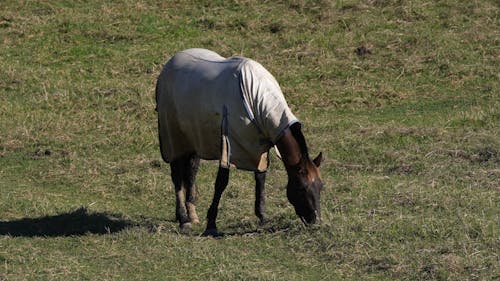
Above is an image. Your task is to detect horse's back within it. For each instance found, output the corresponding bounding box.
[163,49,244,87]
[161,48,244,101]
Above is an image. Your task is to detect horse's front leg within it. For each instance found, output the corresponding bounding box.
[203,167,229,236]
[254,171,267,223]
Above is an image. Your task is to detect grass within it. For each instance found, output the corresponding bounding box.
[0,0,498,280]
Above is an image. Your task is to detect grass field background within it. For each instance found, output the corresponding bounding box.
[0,0,498,280]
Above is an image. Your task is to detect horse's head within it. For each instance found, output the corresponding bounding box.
[286,152,323,224]
[277,123,323,225]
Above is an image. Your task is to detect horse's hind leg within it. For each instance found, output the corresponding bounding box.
[170,157,191,230]
[184,154,200,224]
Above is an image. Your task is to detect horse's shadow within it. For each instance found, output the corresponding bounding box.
[0,208,297,238]
[0,207,137,237]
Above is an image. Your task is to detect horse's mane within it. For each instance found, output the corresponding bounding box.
[290,122,309,157]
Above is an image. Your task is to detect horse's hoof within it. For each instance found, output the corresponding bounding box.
[202,228,220,237]
[180,222,192,233]
[258,216,269,225]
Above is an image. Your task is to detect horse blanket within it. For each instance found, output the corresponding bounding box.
[156,48,299,171]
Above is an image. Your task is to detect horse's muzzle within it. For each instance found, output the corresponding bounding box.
[301,210,320,225]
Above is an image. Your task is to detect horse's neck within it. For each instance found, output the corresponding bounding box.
[276,128,303,169]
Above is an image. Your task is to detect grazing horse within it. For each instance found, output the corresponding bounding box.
[156,48,323,235]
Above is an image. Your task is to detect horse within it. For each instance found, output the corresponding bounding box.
[156,48,323,236]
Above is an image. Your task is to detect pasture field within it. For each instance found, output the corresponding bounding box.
[0,0,498,280]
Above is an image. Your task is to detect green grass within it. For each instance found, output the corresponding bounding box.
[1,0,498,280]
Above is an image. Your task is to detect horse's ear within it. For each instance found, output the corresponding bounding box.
[313,152,323,167]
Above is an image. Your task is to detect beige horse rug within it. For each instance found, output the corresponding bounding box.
[156,48,298,172]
